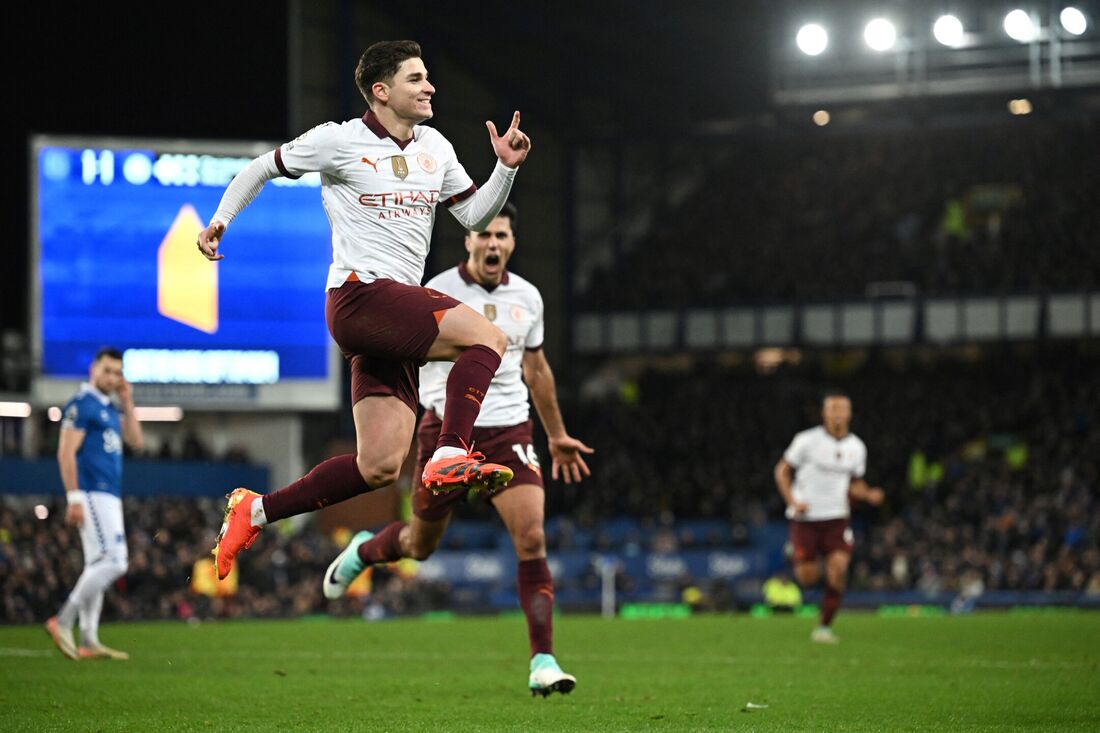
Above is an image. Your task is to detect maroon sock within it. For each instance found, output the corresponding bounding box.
[356,521,408,565]
[436,344,501,451]
[518,558,554,656]
[821,584,842,627]
[261,454,368,523]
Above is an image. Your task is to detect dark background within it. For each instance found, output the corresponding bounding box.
[7,1,771,334]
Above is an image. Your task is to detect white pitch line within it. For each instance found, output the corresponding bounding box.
[0,647,55,658]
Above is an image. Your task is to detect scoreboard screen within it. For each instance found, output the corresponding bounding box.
[32,136,340,409]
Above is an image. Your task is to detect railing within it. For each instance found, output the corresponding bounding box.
[573,291,1099,354]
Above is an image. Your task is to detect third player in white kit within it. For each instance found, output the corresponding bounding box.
[324,203,594,696]
[774,392,884,643]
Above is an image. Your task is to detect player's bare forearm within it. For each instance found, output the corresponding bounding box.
[523,352,566,440]
[117,381,144,450]
[849,478,885,505]
[57,453,80,495]
[121,411,144,451]
[774,460,794,504]
[524,349,593,483]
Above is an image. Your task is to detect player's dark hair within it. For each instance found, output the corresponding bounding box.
[94,347,123,363]
[355,40,423,107]
[496,202,518,231]
[821,389,849,405]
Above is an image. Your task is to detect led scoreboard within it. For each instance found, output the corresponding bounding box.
[31,136,340,409]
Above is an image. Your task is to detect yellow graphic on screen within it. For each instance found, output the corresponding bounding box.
[158,204,218,334]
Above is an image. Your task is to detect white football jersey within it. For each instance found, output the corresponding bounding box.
[420,264,544,427]
[275,112,477,289]
[783,426,867,521]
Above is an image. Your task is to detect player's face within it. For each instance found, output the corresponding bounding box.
[380,57,435,123]
[90,357,124,395]
[465,216,516,286]
[822,396,852,437]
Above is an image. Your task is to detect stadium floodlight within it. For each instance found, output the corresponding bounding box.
[864,18,897,51]
[933,14,965,47]
[797,24,829,56]
[1060,7,1087,35]
[1004,9,1038,42]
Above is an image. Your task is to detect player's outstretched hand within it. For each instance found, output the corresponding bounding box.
[548,435,594,484]
[867,487,886,506]
[196,221,226,261]
[487,111,531,168]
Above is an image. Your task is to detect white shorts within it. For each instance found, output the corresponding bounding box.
[79,491,128,565]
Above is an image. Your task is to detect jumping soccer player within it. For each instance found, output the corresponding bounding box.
[195,40,532,580]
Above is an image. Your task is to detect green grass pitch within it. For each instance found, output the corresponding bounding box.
[2,611,1098,732]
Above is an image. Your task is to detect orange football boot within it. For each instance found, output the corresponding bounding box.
[212,488,262,580]
[421,445,513,495]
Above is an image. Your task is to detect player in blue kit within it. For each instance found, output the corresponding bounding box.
[45,348,144,660]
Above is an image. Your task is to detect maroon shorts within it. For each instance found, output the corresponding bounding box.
[412,409,544,521]
[789,518,853,563]
[325,278,461,414]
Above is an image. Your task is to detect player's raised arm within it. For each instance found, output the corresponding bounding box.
[195,152,283,260]
[117,377,144,451]
[447,112,532,233]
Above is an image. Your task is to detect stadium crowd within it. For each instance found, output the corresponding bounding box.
[581,116,1100,308]
[2,345,1095,623]
[563,344,1100,596]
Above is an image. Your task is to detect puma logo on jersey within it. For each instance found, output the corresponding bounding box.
[361,157,379,172]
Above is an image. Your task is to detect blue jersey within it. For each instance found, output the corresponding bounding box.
[61,384,123,497]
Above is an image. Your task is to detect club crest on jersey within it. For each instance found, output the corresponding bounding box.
[392,156,409,180]
[483,304,497,321]
[417,152,437,173]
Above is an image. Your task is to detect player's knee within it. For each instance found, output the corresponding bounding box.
[479,324,507,356]
[795,566,819,586]
[111,557,129,580]
[356,454,401,489]
[513,525,546,559]
[407,537,440,561]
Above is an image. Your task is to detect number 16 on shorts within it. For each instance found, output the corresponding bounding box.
[511,443,541,475]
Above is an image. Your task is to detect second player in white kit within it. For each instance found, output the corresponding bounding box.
[323,203,593,696]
